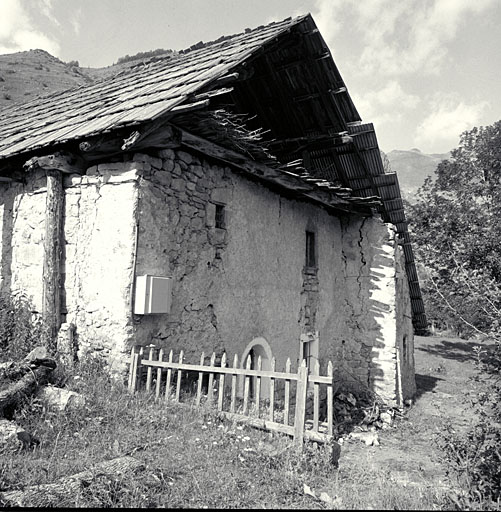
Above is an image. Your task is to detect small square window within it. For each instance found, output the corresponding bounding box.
[215,203,226,229]
[305,230,316,268]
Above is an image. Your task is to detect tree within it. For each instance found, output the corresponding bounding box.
[407,120,501,338]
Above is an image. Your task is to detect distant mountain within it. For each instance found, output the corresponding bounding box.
[386,148,450,202]
[0,48,175,109]
[0,49,94,108]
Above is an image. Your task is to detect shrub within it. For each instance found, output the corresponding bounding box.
[0,293,44,361]
[439,341,501,509]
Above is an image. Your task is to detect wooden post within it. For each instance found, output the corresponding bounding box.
[42,169,63,352]
[243,355,251,415]
[294,360,308,449]
[284,358,291,425]
[127,347,135,391]
[155,349,164,399]
[165,350,173,401]
[146,346,154,392]
[175,351,184,402]
[208,353,216,404]
[313,360,320,432]
[327,361,333,436]
[217,353,226,411]
[269,357,275,422]
[230,354,238,413]
[196,352,205,407]
[255,355,262,417]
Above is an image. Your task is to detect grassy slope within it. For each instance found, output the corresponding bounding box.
[0,352,452,509]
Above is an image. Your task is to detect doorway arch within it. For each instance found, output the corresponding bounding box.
[239,337,273,397]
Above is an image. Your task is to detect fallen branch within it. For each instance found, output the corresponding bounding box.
[0,456,145,507]
[0,359,56,417]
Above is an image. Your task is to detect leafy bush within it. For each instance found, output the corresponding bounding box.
[0,293,44,361]
[407,120,501,338]
[439,342,501,509]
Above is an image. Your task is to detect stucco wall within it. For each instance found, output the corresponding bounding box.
[131,148,413,404]
[0,147,415,403]
[0,170,46,305]
[62,167,140,370]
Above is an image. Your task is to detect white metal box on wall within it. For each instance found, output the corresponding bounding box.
[134,275,172,315]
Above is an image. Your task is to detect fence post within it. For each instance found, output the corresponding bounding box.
[294,360,308,449]
[127,346,135,392]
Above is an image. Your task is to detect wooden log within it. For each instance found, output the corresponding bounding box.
[0,361,56,417]
[0,456,145,507]
[23,151,85,175]
[42,169,63,352]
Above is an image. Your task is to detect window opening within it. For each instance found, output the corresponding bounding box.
[305,230,316,268]
[215,203,225,229]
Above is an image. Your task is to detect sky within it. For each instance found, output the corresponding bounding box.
[0,0,500,154]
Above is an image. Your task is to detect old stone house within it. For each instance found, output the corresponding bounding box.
[0,14,426,406]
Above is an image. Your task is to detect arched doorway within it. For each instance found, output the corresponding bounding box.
[240,337,273,397]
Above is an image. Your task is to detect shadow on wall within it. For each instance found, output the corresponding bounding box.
[332,232,413,405]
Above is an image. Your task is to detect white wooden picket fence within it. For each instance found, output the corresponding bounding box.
[128,346,336,447]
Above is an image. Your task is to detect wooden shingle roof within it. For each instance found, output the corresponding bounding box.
[0,16,311,159]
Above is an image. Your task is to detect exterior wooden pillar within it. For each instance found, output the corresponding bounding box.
[42,169,63,352]
[24,152,84,353]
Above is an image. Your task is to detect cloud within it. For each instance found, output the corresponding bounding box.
[313,0,497,76]
[415,95,489,151]
[351,80,420,125]
[0,0,60,55]
[39,0,60,26]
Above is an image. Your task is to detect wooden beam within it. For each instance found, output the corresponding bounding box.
[24,151,85,175]
[78,122,182,160]
[42,169,63,352]
[176,126,372,215]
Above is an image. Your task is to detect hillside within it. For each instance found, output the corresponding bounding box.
[0,49,94,108]
[0,48,176,109]
[386,148,450,201]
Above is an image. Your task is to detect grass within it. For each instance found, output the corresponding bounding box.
[0,356,451,509]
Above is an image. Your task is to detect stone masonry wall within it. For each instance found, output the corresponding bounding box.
[130,148,414,403]
[0,146,415,403]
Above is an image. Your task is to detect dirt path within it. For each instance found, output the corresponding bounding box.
[338,335,487,490]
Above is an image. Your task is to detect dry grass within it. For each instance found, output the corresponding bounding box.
[0,357,451,509]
